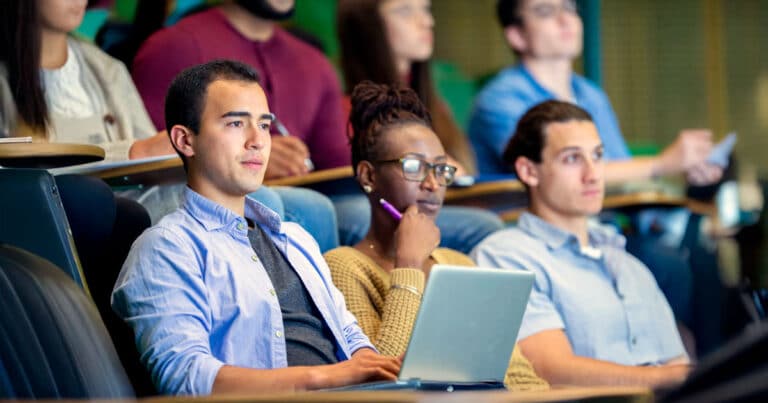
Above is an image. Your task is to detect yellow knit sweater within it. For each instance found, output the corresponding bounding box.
[324,246,549,391]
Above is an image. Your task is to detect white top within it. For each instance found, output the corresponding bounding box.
[41,43,98,119]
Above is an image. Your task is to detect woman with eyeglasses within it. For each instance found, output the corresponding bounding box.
[332,0,504,256]
[324,81,548,391]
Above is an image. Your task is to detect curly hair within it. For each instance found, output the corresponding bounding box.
[348,81,432,170]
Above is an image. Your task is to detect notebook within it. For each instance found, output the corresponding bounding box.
[332,264,534,392]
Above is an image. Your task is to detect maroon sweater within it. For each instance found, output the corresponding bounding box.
[131,8,350,169]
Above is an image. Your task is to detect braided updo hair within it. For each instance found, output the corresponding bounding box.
[349,81,433,171]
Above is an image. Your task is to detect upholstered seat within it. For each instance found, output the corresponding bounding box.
[0,244,134,398]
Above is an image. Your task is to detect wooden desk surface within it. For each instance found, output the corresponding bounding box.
[87,160,713,218]
[16,385,650,403]
[0,142,104,168]
[143,386,651,403]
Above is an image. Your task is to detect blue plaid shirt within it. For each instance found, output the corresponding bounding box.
[472,212,687,366]
[112,188,374,395]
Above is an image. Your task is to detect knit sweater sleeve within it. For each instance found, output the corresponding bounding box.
[325,247,424,357]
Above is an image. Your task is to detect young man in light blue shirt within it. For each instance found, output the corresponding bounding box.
[112,60,400,395]
[472,100,690,387]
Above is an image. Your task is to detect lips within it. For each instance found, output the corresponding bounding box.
[582,189,603,198]
[241,158,264,170]
[417,199,442,214]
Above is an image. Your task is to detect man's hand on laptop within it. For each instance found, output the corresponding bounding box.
[308,348,401,389]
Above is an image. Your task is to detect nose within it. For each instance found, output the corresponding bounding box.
[420,168,439,191]
[583,157,602,183]
[419,8,434,28]
[246,125,268,150]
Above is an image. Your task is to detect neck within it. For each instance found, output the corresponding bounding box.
[529,204,590,247]
[188,180,247,217]
[40,29,69,69]
[521,57,575,102]
[219,3,276,41]
[396,58,411,79]
[359,212,400,268]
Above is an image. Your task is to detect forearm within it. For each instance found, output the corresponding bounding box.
[128,131,175,159]
[532,354,686,388]
[603,158,658,184]
[212,365,326,394]
[375,269,424,356]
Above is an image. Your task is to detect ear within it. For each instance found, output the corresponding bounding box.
[504,26,528,54]
[515,156,540,187]
[356,160,376,193]
[169,125,196,158]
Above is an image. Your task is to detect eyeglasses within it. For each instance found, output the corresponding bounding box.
[375,157,457,186]
[525,0,578,19]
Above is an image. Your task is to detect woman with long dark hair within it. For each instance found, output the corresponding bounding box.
[0,0,171,158]
[338,0,475,174]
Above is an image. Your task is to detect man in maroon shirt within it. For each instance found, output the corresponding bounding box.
[133,0,348,179]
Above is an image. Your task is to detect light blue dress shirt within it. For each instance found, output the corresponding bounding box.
[471,212,687,366]
[112,188,374,395]
[468,64,631,174]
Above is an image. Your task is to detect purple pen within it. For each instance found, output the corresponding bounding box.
[378,198,403,221]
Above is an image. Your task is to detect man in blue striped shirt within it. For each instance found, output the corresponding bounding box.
[112,60,399,395]
[472,101,690,388]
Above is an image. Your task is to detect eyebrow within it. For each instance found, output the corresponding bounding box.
[555,143,604,155]
[403,153,448,161]
[220,111,275,121]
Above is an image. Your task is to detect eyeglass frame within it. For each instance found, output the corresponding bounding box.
[372,156,458,186]
[522,0,578,19]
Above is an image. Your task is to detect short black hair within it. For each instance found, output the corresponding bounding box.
[164,60,260,170]
[502,100,593,176]
[497,0,523,28]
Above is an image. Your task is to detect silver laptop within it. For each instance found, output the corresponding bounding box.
[333,264,534,391]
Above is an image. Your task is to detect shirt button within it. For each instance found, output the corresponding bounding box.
[631,336,637,345]
[275,330,282,338]
[237,223,245,230]
[269,289,276,296]
[251,255,259,262]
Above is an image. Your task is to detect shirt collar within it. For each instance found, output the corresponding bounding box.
[182,187,283,234]
[516,64,583,104]
[517,212,626,252]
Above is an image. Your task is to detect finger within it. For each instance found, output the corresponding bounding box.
[404,204,420,216]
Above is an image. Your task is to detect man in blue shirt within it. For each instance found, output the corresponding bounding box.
[472,101,690,387]
[469,0,721,183]
[112,60,400,395]
[470,0,727,348]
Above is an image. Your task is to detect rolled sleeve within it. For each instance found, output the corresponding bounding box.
[112,228,222,395]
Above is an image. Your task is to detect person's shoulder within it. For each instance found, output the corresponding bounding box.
[474,66,538,113]
[432,248,475,266]
[136,210,196,245]
[272,27,336,75]
[72,38,127,73]
[572,73,611,102]
[136,8,219,56]
[478,225,531,246]
[325,247,371,271]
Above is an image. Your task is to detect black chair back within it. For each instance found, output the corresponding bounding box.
[0,244,134,398]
